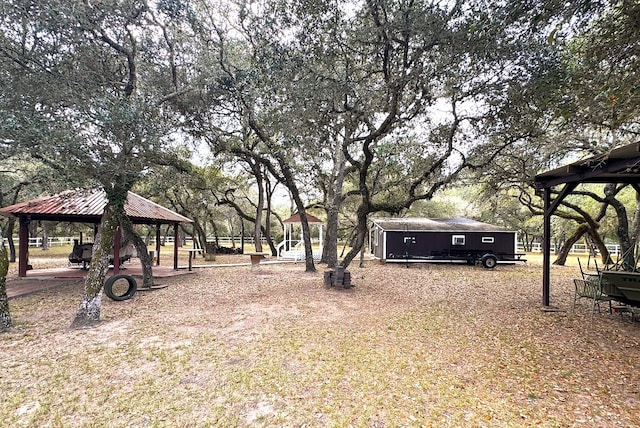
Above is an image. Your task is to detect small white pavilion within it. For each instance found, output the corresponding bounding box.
[277,213,324,261]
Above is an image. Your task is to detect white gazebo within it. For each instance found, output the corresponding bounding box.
[277,213,324,261]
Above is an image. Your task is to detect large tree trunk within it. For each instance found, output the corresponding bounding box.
[41,222,49,251]
[286,198,315,272]
[341,205,368,269]
[553,223,589,266]
[628,191,640,264]
[605,183,634,270]
[191,221,208,256]
[120,216,154,289]
[580,227,611,267]
[264,177,277,256]
[0,245,12,332]
[322,137,347,268]
[280,163,315,272]
[323,202,340,267]
[254,169,265,253]
[70,201,122,329]
[6,218,16,262]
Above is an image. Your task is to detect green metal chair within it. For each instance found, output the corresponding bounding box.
[573,277,613,315]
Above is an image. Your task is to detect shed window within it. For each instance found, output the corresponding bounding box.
[482,237,495,244]
[452,235,465,246]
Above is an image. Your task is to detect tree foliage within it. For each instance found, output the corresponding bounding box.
[3,0,640,317]
[1,0,191,326]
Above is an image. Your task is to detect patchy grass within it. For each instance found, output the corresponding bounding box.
[1,257,640,427]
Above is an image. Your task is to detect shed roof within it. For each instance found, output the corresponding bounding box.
[0,189,192,224]
[372,217,511,233]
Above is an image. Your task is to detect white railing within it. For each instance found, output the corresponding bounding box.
[277,239,304,259]
[27,237,77,247]
[520,243,621,255]
[141,236,268,246]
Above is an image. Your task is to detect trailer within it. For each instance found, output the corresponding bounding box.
[370,217,526,268]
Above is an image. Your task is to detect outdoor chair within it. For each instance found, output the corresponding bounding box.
[573,277,613,315]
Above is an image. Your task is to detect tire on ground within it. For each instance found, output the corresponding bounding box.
[481,254,498,269]
[104,274,137,301]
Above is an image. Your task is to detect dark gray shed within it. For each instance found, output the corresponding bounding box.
[371,217,522,267]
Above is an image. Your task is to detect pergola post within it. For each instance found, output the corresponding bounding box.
[542,188,551,307]
[539,183,577,308]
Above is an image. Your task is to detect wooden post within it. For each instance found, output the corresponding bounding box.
[541,183,577,307]
[542,188,551,307]
[155,223,161,266]
[18,216,29,277]
[173,222,179,270]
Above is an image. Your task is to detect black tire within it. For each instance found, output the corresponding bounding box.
[481,254,498,269]
[104,274,137,301]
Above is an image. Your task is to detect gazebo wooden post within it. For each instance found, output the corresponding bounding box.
[173,222,179,270]
[155,223,161,266]
[18,215,29,277]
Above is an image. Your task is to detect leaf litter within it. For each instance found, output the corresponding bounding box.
[1,257,639,427]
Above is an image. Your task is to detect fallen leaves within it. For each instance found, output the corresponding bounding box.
[1,257,640,427]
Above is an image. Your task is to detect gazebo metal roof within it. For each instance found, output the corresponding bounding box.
[1,188,191,277]
[0,189,192,224]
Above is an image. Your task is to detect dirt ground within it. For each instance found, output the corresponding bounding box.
[1,255,639,427]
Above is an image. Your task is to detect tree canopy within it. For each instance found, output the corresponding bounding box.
[2,0,640,326]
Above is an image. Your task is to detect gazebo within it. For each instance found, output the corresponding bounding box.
[277,213,324,261]
[0,189,192,277]
[534,142,640,307]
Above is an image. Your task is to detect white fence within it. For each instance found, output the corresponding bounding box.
[519,242,621,255]
[149,236,268,247]
[0,236,623,255]
[1,236,266,248]
[9,237,79,247]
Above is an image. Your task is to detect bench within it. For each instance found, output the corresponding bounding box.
[68,242,135,269]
